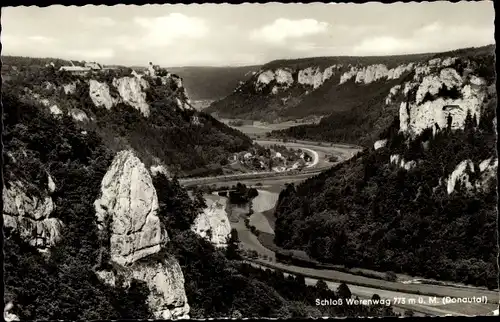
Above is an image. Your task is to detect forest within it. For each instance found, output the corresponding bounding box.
[2,63,254,178]
[273,94,498,289]
[3,86,397,319]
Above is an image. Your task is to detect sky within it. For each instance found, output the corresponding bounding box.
[1,2,495,67]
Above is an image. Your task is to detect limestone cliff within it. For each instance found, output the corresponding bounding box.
[207,48,466,123]
[191,197,231,247]
[399,68,488,138]
[94,150,190,319]
[3,175,63,249]
[112,77,151,117]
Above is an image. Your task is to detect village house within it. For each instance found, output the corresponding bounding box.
[84,61,103,70]
[58,65,91,76]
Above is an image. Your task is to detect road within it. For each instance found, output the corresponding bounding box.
[180,140,498,317]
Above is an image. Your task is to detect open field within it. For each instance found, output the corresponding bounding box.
[219,118,321,137]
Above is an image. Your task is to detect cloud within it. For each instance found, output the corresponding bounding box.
[133,13,209,47]
[250,18,329,44]
[27,35,56,43]
[84,16,116,27]
[352,22,494,55]
[67,48,115,59]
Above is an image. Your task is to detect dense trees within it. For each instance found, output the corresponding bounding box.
[2,63,254,178]
[3,90,399,319]
[3,93,151,320]
[273,96,497,289]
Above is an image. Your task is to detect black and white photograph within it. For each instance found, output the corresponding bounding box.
[1,1,498,320]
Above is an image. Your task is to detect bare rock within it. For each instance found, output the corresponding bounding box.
[3,180,63,248]
[192,198,231,247]
[89,79,117,110]
[94,150,166,266]
[94,150,190,319]
[112,77,150,117]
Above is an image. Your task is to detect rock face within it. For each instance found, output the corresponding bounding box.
[339,63,414,85]
[128,258,190,319]
[192,198,231,247]
[3,177,63,249]
[399,67,488,138]
[94,150,190,319]
[254,65,340,94]
[374,139,387,150]
[446,158,498,194]
[3,302,20,322]
[89,79,118,110]
[94,150,165,266]
[389,154,416,171]
[112,77,150,117]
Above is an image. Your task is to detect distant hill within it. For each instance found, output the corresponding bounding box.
[271,45,495,146]
[166,66,261,100]
[206,45,495,139]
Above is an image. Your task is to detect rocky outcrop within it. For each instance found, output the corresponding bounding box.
[112,77,150,117]
[3,176,63,249]
[89,79,118,110]
[150,164,169,177]
[339,57,457,86]
[400,67,487,138]
[374,139,387,150]
[49,105,62,116]
[94,150,190,319]
[192,198,231,247]
[385,85,401,105]
[94,150,165,265]
[446,160,475,194]
[389,154,416,171]
[254,65,340,94]
[446,158,498,194]
[68,108,89,122]
[128,258,190,319]
[339,63,414,85]
[298,67,325,89]
[3,302,20,322]
[63,82,77,95]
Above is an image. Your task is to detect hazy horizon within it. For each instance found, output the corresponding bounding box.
[2,2,495,67]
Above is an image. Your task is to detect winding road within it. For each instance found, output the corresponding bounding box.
[180,140,499,317]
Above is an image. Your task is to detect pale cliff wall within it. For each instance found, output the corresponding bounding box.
[399,68,487,138]
[3,175,63,249]
[112,77,151,117]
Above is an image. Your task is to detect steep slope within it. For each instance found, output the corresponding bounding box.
[207,45,494,140]
[271,52,498,289]
[2,63,253,178]
[3,87,396,319]
[206,52,440,122]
